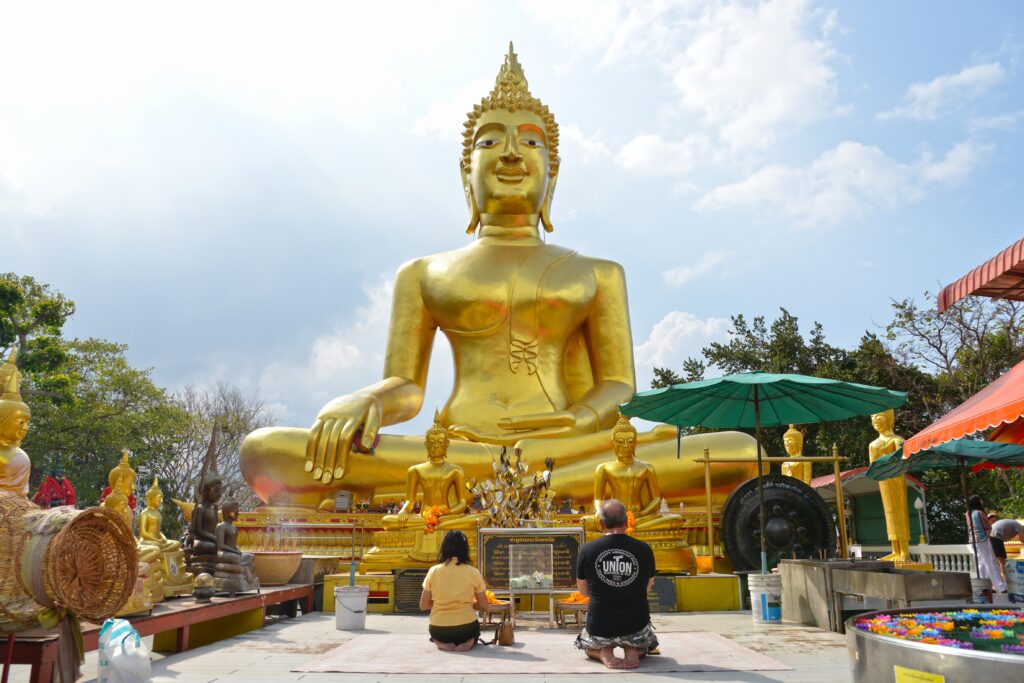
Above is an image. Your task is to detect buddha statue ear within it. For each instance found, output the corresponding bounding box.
[461,165,480,234]
[540,165,559,233]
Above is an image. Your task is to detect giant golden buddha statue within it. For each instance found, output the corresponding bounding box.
[0,350,31,497]
[240,44,758,511]
[869,409,911,562]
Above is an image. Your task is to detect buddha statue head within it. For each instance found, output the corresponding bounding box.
[199,466,223,505]
[871,409,895,434]
[220,491,239,524]
[0,350,30,448]
[611,414,638,463]
[783,424,803,457]
[461,42,560,233]
[146,477,164,511]
[109,449,136,495]
[424,409,450,463]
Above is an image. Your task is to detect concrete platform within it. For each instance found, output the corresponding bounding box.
[5,610,851,682]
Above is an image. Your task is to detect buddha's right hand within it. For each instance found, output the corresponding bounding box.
[305,393,382,484]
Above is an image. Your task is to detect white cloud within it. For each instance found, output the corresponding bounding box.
[634,311,730,369]
[662,249,732,287]
[968,110,1024,133]
[615,134,712,176]
[528,0,843,163]
[413,78,491,141]
[878,62,1006,121]
[696,138,989,228]
[560,123,610,163]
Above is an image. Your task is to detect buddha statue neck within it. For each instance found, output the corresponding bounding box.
[477,218,543,245]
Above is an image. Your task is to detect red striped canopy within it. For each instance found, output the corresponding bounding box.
[938,238,1024,313]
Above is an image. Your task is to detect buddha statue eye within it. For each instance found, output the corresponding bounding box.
[475,139,500,149]
[523,139,545,148]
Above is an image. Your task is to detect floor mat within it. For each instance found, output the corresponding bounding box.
[294,631,792,673]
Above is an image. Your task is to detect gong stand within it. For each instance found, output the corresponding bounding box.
[699,452,850,570]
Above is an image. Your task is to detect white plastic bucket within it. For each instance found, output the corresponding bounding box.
[335,585,369,630]
[748,572,782,623]
[970,577,993,604]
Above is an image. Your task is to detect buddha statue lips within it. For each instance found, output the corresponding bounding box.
[239,43,761,511]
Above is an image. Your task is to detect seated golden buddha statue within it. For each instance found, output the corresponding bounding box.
[139,477,195,597]
[780,424,812,485]
[240,44,759,515]
[363,413,485,568]
[0,350,31,497]
[213,494,259,595]
[102,452,163,613]
[583,415,694,574]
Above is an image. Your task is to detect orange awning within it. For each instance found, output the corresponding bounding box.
[938,238,1024,313]
[904,358,1024,456]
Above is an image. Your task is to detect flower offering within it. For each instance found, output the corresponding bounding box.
[854,609,1024,654]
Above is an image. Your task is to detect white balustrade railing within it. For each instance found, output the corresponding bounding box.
[910,544,977,577]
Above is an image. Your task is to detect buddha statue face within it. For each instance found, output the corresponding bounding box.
[115,470,135,495]
[871,409,894,433]
[468,108,551,217]
[203,480,222,504]
[0,404,30,446]
[221,499,239,523]
[783,426,803,456]
[146,486,163,511]
[611,426,637,463]
[425,430,449,463]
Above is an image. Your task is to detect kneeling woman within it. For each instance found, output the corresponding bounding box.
[420,530,489,652]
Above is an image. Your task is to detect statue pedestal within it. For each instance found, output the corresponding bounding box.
[214,559,261,596]
[361,527,479,572]
[158,549,196,598]
[117,560,160,616]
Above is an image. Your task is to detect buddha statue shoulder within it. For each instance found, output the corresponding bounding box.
[780,424,812,485]
[239,44,759,513]
[0,350,32,497]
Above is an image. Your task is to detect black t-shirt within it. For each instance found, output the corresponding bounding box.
[575,533,656,637]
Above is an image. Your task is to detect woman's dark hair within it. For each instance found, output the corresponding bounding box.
[438,530,471,565]
[968,495,984,511]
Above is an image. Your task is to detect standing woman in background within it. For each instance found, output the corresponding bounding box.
[967,496,1007,593]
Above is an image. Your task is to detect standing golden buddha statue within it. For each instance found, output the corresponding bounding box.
[239,43,759,513]
[0,350,31,497]
[139,477,196,597]
[780,425,812,486]
[869,409,911,562]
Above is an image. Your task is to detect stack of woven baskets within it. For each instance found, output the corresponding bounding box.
[0,491,138,632]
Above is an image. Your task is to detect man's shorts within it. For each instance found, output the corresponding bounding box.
[574,622,659,652]
[991,537,1007,560]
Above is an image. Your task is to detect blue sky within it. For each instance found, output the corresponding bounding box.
[3,0,1023,435]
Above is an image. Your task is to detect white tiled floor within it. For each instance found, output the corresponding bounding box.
[6,610,854,683]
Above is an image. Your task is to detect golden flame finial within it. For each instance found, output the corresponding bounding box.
[612,413,637,437]
[426,408,448,439]
[493,41,530,99]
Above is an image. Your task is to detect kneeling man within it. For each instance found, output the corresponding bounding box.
[574,499,658,669]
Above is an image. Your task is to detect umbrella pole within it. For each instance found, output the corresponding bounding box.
[960,457,979,578]
[755,385,766,574]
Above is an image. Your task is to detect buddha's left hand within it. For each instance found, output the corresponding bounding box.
[450,408,598,444]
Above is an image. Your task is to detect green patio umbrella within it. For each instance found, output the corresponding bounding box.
[621,371,908,573]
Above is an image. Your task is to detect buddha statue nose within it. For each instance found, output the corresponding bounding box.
[500,142,522,164]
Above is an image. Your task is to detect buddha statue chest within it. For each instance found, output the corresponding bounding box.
[422,244,595,342]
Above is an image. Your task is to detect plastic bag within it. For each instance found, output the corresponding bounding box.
[98,618,152,683]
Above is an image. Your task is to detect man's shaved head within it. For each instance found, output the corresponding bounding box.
[598,499,628,530]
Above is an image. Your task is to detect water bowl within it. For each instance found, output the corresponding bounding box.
[251,550,303,586]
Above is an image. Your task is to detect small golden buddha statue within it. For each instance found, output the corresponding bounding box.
[780,425,812,485]
[381,410,484,531]
[0,350,31,497]
[139,477,196,597]
[583,415,682,532]
[239,43,759,515]
[102,450,164,612]
[363,413,484,568]
[869,409,911,562]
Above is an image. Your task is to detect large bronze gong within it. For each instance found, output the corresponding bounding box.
[720,474,835,572]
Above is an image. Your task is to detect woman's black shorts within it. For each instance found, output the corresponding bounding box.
[429,620,481,644]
